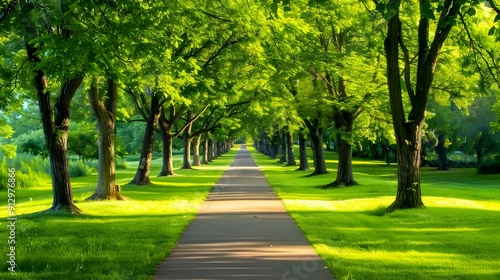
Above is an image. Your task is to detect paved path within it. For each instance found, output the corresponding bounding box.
[155,145,334,280]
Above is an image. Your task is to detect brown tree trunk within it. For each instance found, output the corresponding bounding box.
[280,128,287,164]
[87,77,126,200]
[305,119,328,176]
[192,134,202,167]
[202,134,209,164]
[26,42,83,214]
[435,133,450,171]
[296,128,309,171]
[157,118,176,176]
[384,3,423,211]
[181,118,193,169]
[286,131,297,166]
[129,90,161,185]
[207,138,214,162]
[326,111,358,187]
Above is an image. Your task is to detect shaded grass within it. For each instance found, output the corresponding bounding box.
[0,148,238,279]
[250,146,500,280]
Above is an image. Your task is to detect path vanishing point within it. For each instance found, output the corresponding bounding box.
[155,145,334,280]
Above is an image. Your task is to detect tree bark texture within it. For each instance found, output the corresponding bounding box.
[26,42,83,213]
[286,131,297,166]
[181,113,194,169]
[326,111,358,187]
[129,90,161,185]
[202,135,210,164]
[87,78,126,200]
[192,134,202,166]
[385,5,425,211]
[305,119,328,176]
[296,128,310,171]
[383,0,460,210]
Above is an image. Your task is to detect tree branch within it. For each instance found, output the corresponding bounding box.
[0,0,18,25]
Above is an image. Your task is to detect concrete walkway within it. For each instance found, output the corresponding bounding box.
[155,145,334,280]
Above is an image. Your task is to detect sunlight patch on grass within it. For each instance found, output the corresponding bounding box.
[424,197,500,211]
[283,196,394,212]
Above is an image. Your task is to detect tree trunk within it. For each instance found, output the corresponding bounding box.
[202,135,209,164]
[192,134,202,167]
[207,138,214,162]
[296,128,309,171]
[385,6,425,211]
[306,120,328,176]
[435,133,450,171]
[215,141,222,158]
[158,118,176,176]
[87,77,126,200]
[326,111,358,187]
[181,120,193,169]
[279,128,287,164]
[129,90,161,185]
[286,131,297,166]
[26,42,83,214]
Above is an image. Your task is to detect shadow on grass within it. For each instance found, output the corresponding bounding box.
[0,211,197,279]
[285,207,500,280]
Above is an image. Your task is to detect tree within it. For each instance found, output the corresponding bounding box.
[21,1,85,213]
[379,0,493,211]
[86,77,126,200]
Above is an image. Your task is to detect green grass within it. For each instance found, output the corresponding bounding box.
[249,146,500,280]
[0,148,238,279]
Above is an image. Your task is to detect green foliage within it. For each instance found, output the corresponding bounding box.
[68,160,91,177]
[477,161,500,174]
[14,129,47,158]
[115,158,128,170]
[0,157,47,190]
[425,152,477,168]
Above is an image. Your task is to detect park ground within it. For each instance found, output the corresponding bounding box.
[1,144,500,279]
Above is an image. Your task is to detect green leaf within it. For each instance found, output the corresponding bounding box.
[384,9,397,21]
[467,7,476,16]
[283,6,291,12]
[421,2,436,20]
[270,3,278,15]
[376,3,386,13]
[488,26,496,36]
[494,14,500,23]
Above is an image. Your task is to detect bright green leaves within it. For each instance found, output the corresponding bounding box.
[375,0,400,20]
[489,26,497,36]
[421,1,436,20]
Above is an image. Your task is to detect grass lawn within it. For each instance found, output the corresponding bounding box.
[249,146,500,280]
[0,148,238,279]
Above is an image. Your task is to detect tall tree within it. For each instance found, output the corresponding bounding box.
[380,0,487,211]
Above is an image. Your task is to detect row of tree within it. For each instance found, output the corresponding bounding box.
[1,0,499,213]
[247,0,500,211]
[0,0,276,213]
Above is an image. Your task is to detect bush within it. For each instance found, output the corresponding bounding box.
[68,160,90,177]
[425,153,477,168]
[0,158,42,190]
[115,158,128,169]
[477,162,500,175]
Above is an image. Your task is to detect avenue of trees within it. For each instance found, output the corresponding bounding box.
[1,0,499,213]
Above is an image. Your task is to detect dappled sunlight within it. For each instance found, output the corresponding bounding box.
[315,244,500,277]
[283,196,394,212]
[334,226,479,233]
[424,196,500,211]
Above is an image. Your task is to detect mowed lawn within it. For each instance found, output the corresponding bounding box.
[249,146,500,280]
[0,148,238,279]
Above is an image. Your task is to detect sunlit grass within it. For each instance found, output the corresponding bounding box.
[249,146,500,280]
[0,148,238,279]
